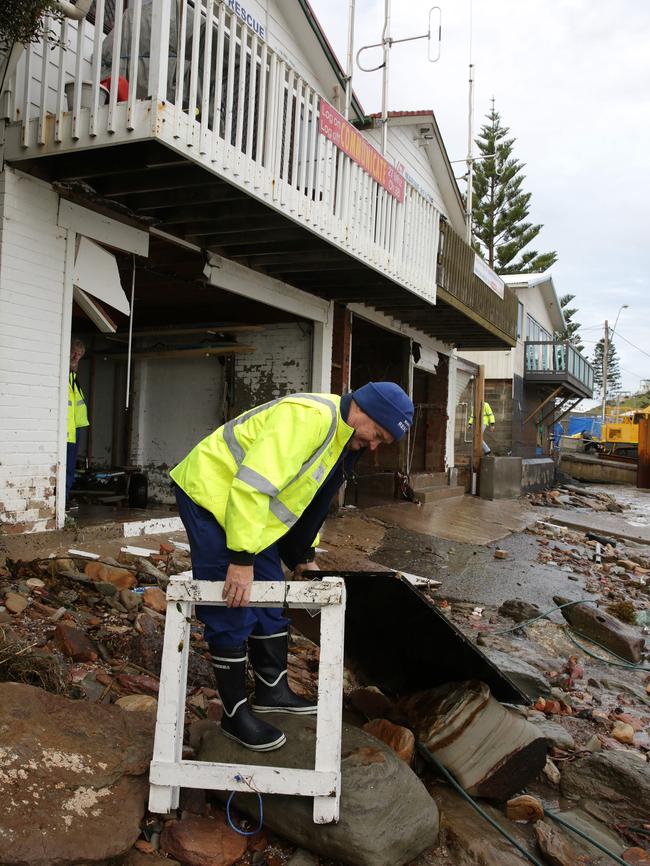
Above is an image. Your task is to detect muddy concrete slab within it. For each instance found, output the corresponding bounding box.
[365,496,537,545]
[371,524,600,610]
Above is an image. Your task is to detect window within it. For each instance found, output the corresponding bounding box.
[526,314,551,342]
[517,302,524,340]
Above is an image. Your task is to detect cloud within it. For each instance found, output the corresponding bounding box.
[310,0,650,392]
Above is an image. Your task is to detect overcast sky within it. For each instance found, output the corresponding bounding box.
[309,0,650,399]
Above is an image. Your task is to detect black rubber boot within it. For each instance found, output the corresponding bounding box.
[211,646,286,751]
[249,631,317,714]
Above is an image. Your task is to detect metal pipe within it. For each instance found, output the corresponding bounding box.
[125,256,136,410]
[344,0,355,119]
[465,62,474,244]
[381,0,391,154]
[601,318,608,425]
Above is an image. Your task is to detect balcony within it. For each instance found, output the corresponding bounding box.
[524,341,594,399]
[435,221,518,349]
[1,0,520,347]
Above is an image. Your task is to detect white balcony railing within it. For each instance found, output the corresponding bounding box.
[2,0,440,304]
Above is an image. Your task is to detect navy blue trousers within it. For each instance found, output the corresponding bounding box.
[66,441,78,504]
[174,484,288,649]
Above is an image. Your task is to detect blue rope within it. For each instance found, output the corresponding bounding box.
[225,776,264,836]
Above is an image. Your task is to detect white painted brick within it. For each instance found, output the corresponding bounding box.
[0,168,63,532]
[232,323,312,415]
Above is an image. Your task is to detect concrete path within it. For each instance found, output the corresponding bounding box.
[364,495,537,545]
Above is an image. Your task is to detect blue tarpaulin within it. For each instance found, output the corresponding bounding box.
[567,416,601,438]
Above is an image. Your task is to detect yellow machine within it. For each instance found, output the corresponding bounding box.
[602,406,650,456]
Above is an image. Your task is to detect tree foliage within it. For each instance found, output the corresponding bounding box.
[0,0,62,52]
[471,103,557,274]
[557,293,584,353]
[592,336,622,399]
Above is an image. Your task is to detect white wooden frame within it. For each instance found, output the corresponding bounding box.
[149,574,346,824]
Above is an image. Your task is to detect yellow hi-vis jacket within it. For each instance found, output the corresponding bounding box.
[170,393,354,557]
[68,372,89,443]
[469,401,495,427]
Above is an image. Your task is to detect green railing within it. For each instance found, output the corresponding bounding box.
[524,341,594,396]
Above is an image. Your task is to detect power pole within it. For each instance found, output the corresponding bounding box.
[601,320,609,425]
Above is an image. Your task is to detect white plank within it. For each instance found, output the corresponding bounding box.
[121,545,158,556]
[123,516,184,537]
[68,548,100,559]
[165,578,344,608]
[150,761,337,797]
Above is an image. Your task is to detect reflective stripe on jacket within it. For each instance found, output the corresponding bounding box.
[68,373,89,443]
[469,401,495,427]
[170,393,354,556]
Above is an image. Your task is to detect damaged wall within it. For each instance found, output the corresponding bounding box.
[231,322,312,416]
[121,323,311,505]
[0,169,66,533]
[129,354,227,504]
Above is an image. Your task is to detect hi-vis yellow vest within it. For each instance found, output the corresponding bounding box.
[469,401,495,427]
[68,373,89,443]
[170,394,353,556]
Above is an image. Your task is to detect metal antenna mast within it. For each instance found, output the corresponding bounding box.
[357,4,441,154]
[465,0,475,243]
[344,0,356,119]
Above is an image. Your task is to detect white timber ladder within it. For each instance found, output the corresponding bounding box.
[148,572,346,824]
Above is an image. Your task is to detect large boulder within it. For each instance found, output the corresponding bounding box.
[195,714,438,866]
[481,648,551,699]
[0,682,155,866]
[560,750,650,825]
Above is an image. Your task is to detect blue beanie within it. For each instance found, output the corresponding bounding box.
[352,382,414,441]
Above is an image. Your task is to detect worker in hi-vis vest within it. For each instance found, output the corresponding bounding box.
[469,400,496,455]
[171,382,414,752]
[67,339,89,506]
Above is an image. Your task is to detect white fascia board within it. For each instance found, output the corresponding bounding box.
[204,253,330,324]
[58,200,149,257]
[347,303,454,365]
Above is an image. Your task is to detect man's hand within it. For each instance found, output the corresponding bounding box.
[223,563,254,607]
[293,561,319,578]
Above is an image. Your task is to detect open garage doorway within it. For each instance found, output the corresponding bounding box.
[346,315,410,506]
[409,359,449,475]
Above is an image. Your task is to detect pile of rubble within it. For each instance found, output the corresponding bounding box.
[1,526,649,866]
[529,519,649,623]
[529,485,626,512]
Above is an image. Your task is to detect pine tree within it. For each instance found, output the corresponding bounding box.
[471,102,557,274]
[592,337,622,398]
[557,293,584,353]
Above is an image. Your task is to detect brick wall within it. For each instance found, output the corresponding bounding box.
[484,379,514,455]
[0,169,66,533]
[232,322,312,416]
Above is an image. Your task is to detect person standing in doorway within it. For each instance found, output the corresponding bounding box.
[469,400,496,455]
[67,338,89,507]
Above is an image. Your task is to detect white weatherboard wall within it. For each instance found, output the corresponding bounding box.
[364,126,447,217]
[0,169,66,532]
[461,282,556,382]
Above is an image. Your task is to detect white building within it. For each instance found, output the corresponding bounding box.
[0,0,516,533]
[461,273,593,457]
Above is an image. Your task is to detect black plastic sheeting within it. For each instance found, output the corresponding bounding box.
[290,571,527,706]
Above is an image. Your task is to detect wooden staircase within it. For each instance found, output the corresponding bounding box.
[410,472,465,504]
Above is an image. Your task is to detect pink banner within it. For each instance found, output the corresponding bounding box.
[319,99,405,203]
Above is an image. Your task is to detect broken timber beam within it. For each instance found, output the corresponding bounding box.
[554,596,645,663]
